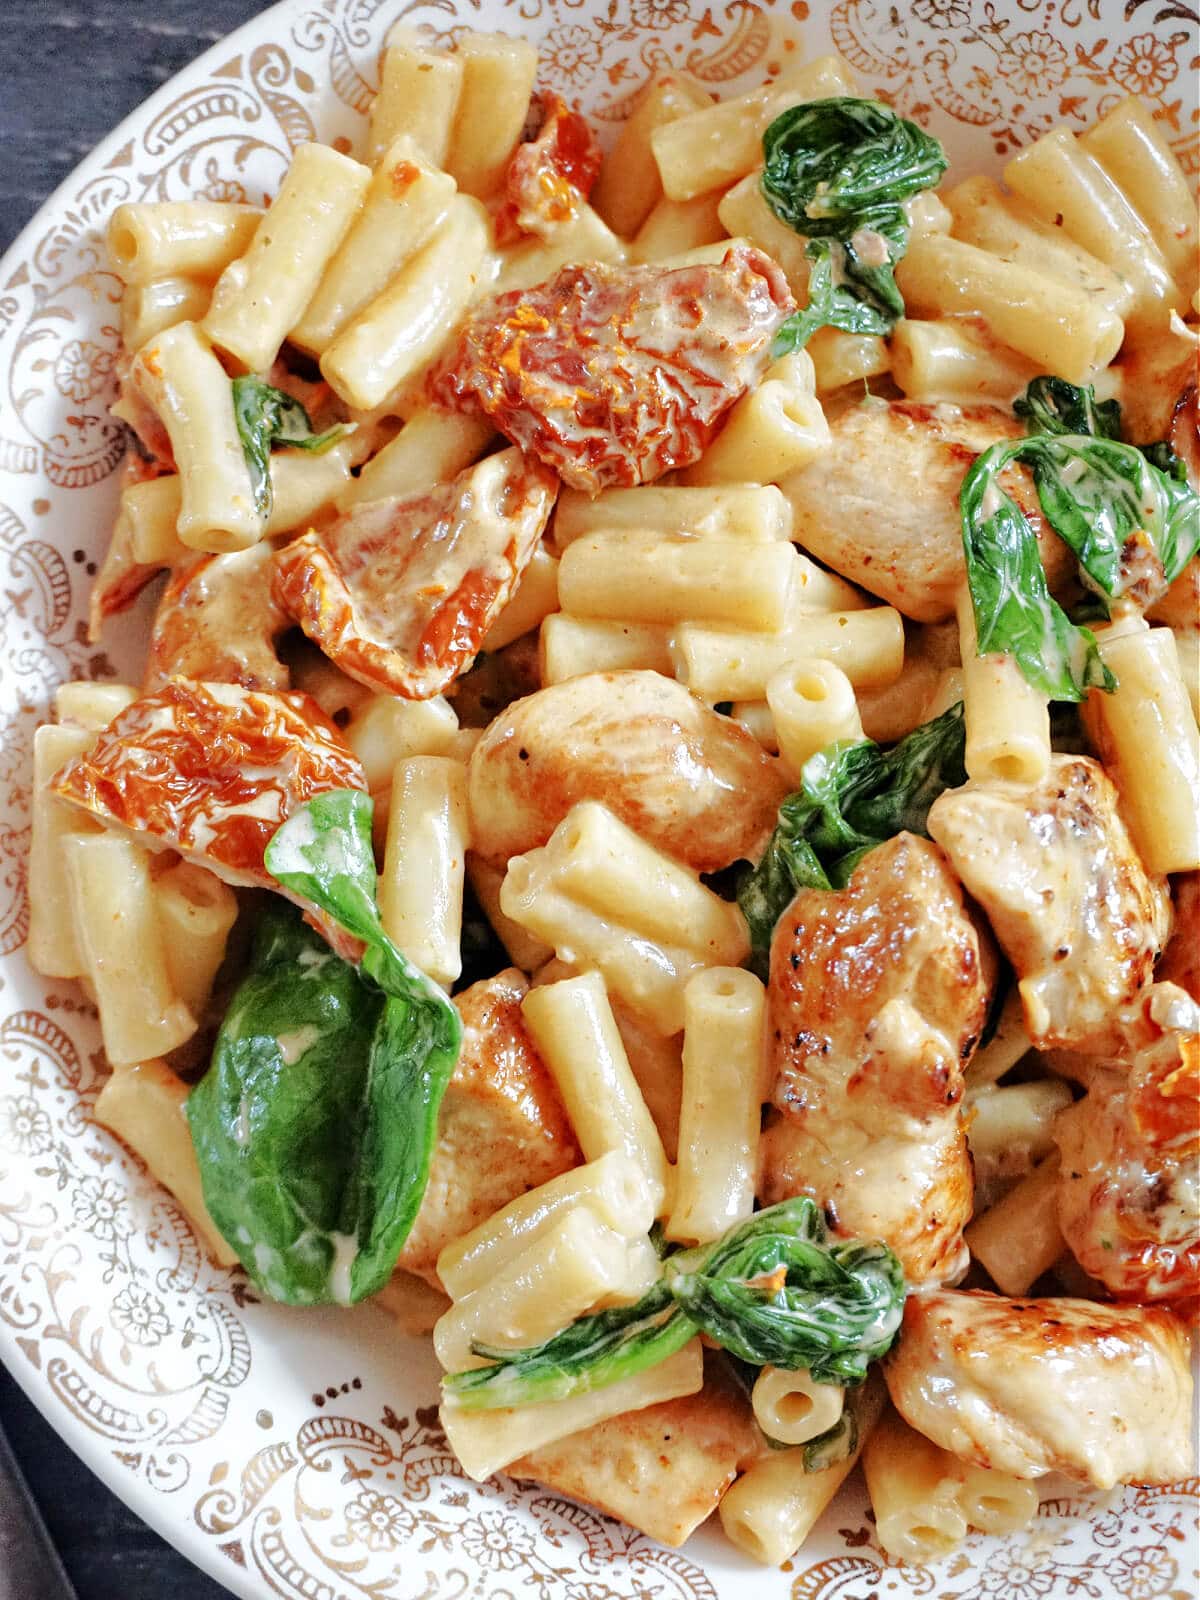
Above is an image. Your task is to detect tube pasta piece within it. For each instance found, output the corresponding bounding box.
[672,607,904,702]
[440,1338,704,1483]
[1080,624,1200,874]
[202,145,369,372]
[369,34,463,167]
[444,32,538,199]
[121,475,190,566]
[274,447,557,699]
[890,317,1040,408]
[965,1153,1065,1295]
[966,989,1032,1088]
[433,1205,632,1370]
[884,1288,1195,1488]
[50,680,366,902]
[719,1375,884,1566]
[956,1462,1040,1538]
[65,833,196,1065]
[379,756,469,988]
[540,616,674,682]
[429,247,795,494]
[395,969,581,1285]
[128,322,261,551]
[750,1366,844,1447]
[152,861,239,1018]
[683,354,830,486]
[339,410,495,510]
[145,544,290,692]
[558,534,799,631]
[863,1407,969,1566]
[107,201,262,284]
[804,328,891,395]
[668,968,765,1245]
[967,1080,1074,1188]
[466,670,788,875]
[1080,97,1199,298]
[290,138,458,355]
[717,170,812,298]
[520,970,672,1206]
[943,175,1133,319]
[94,1061,239,1266]
[320,196,491,411]
[955,587,1050,786]
[27,723,104,979]
[592,75,714,237]
[54,682,139,733]
[343,693,459,792]
[88,505,164,639]
[766,658,863,776]
[554,483,792,548]
[628,192,727,265]
[731,701,777,752]
[1003,128,1184,331]
[437,1149,656,1301]
[481,545,559,652]
[466,854,554,973]
[895,231,1123,385]
[494,201,625,293]
[121,275,213,351]
[650,55,856,201]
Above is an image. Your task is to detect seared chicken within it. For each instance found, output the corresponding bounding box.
[1056,983,1200,1305]
[886,1289,1194,1488]
[510,1355,759,1546]
[928,756,1171,1052]
[781,400,1074,622]
[467,670,789,874]
[145,545,290,692]
[758,833,994,1283]
[397,969,581,1286]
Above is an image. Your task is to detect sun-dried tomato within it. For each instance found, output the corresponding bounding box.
[145,545,290,692]
[494,93,602,245]
[273,446,557,700]
[428,245,796,494]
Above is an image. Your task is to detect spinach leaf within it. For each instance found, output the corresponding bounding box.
[442,1197,906,1411]
[738,703,966,960]
[761,98,947,352]
[187,789,462,1305]
[232,375,345,520]
[1013,375,1122,440]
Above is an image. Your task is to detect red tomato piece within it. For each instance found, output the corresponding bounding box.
[273,446,557,700]
[495,93,602,245]
[428,245,796,494]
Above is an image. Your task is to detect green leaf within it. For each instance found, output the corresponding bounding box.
[761,97,947,349]
[737,704,966,959]
[232,375,345,520]
[443,1197,907,1411]
[188,791,462,1305]
[1013,375,1122,440]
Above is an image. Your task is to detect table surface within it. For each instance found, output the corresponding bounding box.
[0,7,264,1592]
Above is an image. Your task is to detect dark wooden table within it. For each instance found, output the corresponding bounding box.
[0,9,267,1595]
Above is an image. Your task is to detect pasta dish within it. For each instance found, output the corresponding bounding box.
[23,21,1200,1571]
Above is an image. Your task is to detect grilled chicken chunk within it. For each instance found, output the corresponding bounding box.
[886,1289,1194,1488]
[781,400,1074,622]
[467,670,789,874]
[145,544,289,691]
[1056,983,1200,1305]
[928,756,1171,1052]
[397,969,580,1286]
[758,833,994,1283]
[510,1355,759,1546]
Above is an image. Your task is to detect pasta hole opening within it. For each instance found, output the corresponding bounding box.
[776,1391,816,1426]
[725,1516,770,1566]
[794,671,828,702]
[990,753,1031,782]
[712,976,740,998]
[109,224,139,270]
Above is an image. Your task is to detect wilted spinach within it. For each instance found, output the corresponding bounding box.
[761,97,947,352]
[232,375,345,520]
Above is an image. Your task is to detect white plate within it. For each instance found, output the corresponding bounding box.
[0,2,1196,1595]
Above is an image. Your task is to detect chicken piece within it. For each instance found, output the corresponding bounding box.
[758,833,994,1283]
[396,969,580,1285]
[145,544,290,692]
[274,447,557,700]
[495,93,602,244]
[928,756,1171,1052]
[510,1355,759,1546]
[1158,872,1200,1001]
[429,245,795,493]
[467,670,789,874]
[781,400,1074,622]
[1055,983,1200,1306]
[50,680,365,895]
[885,1289,1194,1488]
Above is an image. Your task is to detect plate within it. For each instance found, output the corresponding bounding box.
[0,2,1195,1596]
